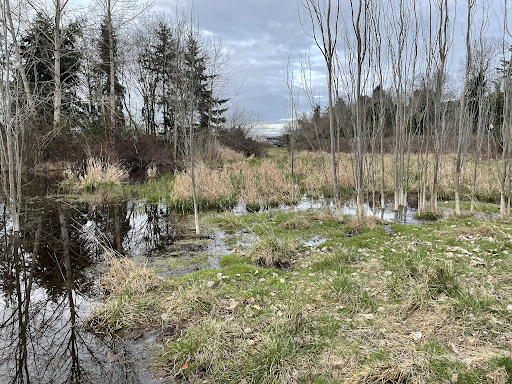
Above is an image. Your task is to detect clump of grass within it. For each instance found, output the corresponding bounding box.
[159,317,246,381]
[214,212,244,231]
[415,209,443,221]
[63,157,128,191]
[279,216,311,230]
[100,257,163,296]
[348,216,380,234]
[248,234,302,268]
[146,163,158,178]
[160,281,217,324]
[427,264,460,298]
[84,258,163,335]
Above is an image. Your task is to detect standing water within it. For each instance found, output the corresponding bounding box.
[0,197,177,383]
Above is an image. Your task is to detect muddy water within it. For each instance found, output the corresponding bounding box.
[0,197,177,384]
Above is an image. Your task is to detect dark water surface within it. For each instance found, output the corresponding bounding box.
[0,197,177,383]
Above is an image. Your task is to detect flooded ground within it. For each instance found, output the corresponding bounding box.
[0,191,498,383]
[0,197,176,384]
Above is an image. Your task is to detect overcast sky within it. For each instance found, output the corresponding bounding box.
[151,0,507,136]
[153,0,324,135]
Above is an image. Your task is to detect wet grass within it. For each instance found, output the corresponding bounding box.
[85,210,512,383]
[61,151,506,220]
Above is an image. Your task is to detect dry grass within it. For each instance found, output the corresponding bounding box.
[216,145,245,161]
[294,151,502,201]
[146,163,158,178]
[138,149,504,211]
[228,160,293,206]
[100,257,163,296]
[83,257,164,335]
[170,162,234,206]
[248,233,302,268]
[63,157,128,189]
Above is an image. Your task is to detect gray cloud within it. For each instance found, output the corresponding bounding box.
[154,0,322,131]
[154,0,507,134]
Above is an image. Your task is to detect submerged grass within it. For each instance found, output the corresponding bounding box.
[87,210,512,383]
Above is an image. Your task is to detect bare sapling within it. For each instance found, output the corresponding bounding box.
[299,0,342,218]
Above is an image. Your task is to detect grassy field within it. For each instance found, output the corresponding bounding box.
[85,209,512,383]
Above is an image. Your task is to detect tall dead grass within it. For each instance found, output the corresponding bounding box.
[295,151,501,201]
[63,157,128,188]
[229,160,293,206]
[163,151,502,210]
[170,162,235,208]
[100,257,163,296]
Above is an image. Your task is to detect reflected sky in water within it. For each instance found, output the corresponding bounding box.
[0,198,174,383]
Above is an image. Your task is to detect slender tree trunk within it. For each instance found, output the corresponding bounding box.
[189,115,200,235]
[107,0,116,147]
[455,0,474,215]
[5,0,36,115]
[53,0,62,134]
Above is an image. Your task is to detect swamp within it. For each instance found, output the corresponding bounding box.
[1,149,511,384]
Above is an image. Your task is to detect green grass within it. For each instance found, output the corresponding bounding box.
[87,209,512,383]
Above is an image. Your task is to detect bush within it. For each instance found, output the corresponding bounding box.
[217,126,269,158]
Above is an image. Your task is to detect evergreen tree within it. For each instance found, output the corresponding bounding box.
[184,33,227,131]
[20,13,82,127]
[97,17,125,137]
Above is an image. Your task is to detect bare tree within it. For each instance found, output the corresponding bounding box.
[284,50,300,201]
[4,0,36,115]
[341,0,371,220]
[498,0,512,218]
[454,0,476,215]
[299,0,342,217]
[468,10,498,211]
[431,0,452,211]
[0,0,24,294]
[386,0,419,214]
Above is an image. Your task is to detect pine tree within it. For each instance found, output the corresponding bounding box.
[20,13,82,127]
[97,17,125,140]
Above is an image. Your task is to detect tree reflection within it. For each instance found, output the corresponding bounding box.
[0,198,168,383]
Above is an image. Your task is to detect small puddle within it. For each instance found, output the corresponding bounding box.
[302,235,328,247]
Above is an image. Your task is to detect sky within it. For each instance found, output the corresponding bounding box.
[150,0,507,137]
[154,0,324,136]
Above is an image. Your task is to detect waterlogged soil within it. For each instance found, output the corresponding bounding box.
[1,192,505,383]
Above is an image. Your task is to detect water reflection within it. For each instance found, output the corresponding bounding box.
[234,195,421,224]
[0,198,175,383]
